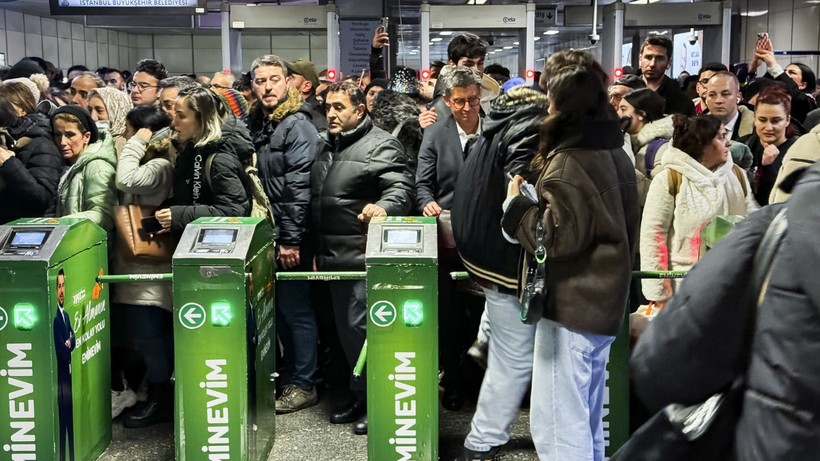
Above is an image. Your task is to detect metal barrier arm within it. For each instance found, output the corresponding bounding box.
[352,339,367,378]
[97,273,173,283]
[276,271,366,281]
[450,270,688,281]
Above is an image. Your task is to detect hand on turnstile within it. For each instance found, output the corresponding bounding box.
[358,204,386,222]
[422,201,442,217]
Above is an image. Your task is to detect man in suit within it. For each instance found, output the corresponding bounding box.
[415,66,484,411]
[54,269,76,461]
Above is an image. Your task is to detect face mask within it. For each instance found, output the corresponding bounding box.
[96,120,110,132]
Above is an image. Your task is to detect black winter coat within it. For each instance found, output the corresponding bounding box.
[248,99,319,247]
[165,116,252,233]
[632,163,820,459]
[0,113,63,224]
[451,87,548,292]
[311,116,415,271]
[656,75,695,116]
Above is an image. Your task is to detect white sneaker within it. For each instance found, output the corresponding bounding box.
[112,387,138,418]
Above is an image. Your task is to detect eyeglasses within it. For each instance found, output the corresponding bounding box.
[128,81,159,92]
[448,96,481,110]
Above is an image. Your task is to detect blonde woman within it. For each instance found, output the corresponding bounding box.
[155,87,251,233]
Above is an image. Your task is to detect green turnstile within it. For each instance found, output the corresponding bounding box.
[365,217,438,461]
[172,217,276,461]
[0,218,111,461]
[701,215,745,254]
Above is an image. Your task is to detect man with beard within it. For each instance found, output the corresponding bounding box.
[247,54,322,414]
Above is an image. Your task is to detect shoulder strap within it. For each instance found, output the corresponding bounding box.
[752,208,788,308]
[15,136,32,149]
[644,137,667,175]
[667,168,682,197]
[204,153,216,189]
[731,164,748,196]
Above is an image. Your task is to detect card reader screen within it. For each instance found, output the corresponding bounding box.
[200,229,237,245]
[11,231,48,247]
[384,229,421,245]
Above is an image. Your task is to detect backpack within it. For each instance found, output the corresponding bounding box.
[644,137,668,177]
[204,152,276,230]
[667,163,748,197]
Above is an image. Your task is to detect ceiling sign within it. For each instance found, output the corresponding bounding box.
[50,0,205,15]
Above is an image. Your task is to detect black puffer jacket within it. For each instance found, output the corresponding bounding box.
[248,89,320,247]
[165,115,252,233]
[451,87,548,291]
[311,116,414,270]
[632,163,820,459]
[0,113,63,224]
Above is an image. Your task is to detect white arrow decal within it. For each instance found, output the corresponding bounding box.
[375,305,392,323]
[185,310,203,324]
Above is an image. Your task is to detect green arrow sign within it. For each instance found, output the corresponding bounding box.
[211,302,232,327]
[0,306,7,331]
[402,300,424,327]
[179,303,206,330]
[13,303,36,331]
[369,300,396,328]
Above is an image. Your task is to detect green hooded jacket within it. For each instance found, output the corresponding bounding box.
[57,131,118,232]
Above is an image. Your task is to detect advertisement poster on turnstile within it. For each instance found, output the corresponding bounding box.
[0,218,111,461]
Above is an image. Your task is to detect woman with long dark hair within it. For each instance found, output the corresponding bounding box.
[501,53,640,460]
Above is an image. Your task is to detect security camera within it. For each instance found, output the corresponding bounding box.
[589,33,600,46]
[487,32,496,47]
[688,35,698,46]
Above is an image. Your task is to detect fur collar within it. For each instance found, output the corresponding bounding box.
[736,105,755,139]
[267,87,304,122]
[634,115,674,150]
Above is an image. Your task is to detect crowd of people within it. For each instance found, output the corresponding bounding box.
[0,24,818,461]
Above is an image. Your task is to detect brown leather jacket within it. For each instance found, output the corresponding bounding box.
[501,120,640,336]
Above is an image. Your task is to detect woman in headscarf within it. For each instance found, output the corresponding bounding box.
[88,87,133,155]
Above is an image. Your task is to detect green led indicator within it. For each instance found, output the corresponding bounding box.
[0,306,8,331]
[402,299,424,327]
[211,301,232,327]
[13,303,37,331]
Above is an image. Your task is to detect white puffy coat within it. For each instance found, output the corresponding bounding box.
[640,145,758,301]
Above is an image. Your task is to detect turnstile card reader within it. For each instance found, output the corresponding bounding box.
[365,217,438,461]
[173,217,276,461]
[0,218,111,461]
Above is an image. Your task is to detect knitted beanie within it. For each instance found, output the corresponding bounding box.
[3,77,41,103]
[215,87,249,119]
[52,105,99,144]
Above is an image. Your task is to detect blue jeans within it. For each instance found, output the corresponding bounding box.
[276,255,318,389]
[531,318,615,461]
[465,287,536,452]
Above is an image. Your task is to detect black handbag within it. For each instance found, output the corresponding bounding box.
[612,208,788,461]
[519,205,550,324]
